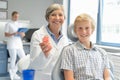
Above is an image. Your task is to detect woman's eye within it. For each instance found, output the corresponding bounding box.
[51,14,56,16]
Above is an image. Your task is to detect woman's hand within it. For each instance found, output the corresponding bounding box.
[39,36,52,57]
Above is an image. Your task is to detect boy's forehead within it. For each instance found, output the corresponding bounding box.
[75,21,91,25]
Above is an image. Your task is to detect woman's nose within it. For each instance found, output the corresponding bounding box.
[55,15,60,19]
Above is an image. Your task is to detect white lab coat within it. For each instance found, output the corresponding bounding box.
[29,26,69,80]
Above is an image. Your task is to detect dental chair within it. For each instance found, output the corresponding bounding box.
[17,54,30,72]
[52,24,115,80]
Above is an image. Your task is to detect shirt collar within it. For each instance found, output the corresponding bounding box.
[46,25,53,36]
[46,25,63,43]
[75,41,97,51]
[46,25,63,35]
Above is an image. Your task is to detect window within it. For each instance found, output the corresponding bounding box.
[69,0,120,47]
[69,0,98,43]
[0,0,8,10]
[0,0,8,20]
[97,0,120,47]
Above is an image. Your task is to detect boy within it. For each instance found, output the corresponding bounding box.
[61,13,110,80]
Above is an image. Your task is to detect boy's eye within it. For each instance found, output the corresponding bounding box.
[79,27,82,29]
[59,14,63,16]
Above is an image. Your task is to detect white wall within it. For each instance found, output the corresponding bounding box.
[53,0,63,4]
[7,0,54,28]
[7,0,68,32]
[7,0,68,28]
[62,0,69,36]
[1,0,69,41]
[0,0,66,41]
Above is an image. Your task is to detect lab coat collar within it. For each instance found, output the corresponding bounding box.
[41,26,67,50]
[46,25,63,44]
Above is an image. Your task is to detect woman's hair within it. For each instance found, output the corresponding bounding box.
[11,11,19,16]
[74,13,95,32]
[45,3,65,21]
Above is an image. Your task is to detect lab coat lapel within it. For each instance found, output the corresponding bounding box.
[57,36,68,49]
[42,26,68,50]
[42,26,58,49]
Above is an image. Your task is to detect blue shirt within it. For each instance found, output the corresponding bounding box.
[46,26,63,44]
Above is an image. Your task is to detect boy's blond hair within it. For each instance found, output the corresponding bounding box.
[74,13,95,32]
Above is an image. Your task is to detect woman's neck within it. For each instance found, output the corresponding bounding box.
[48,25,61,39]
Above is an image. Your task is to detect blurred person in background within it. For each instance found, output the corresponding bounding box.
[4,11,26,80]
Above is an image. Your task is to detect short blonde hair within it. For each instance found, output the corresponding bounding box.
[74,13,95,32]
[45,3,65,21]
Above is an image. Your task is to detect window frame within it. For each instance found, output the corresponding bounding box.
[68,0,120,47]
[96,0,120,47]
[0,0,8,10]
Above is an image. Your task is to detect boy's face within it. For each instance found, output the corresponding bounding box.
[75,21,94,43]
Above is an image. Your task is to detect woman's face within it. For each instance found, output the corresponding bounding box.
[12,13,19,21]
[48,9,65,29]
[75,21,93,43]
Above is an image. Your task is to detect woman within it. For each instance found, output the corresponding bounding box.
[61,13,110,80]
[4,11,26,80]
[29,3,69,80]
